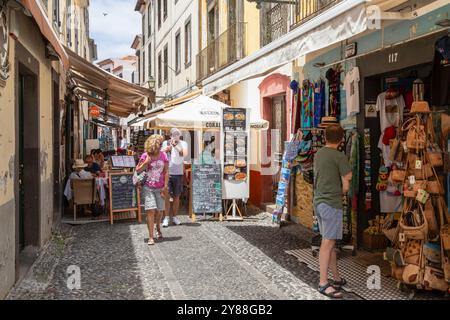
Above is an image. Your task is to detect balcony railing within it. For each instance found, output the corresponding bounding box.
[264,4,288,46]
[197,22,247,81]
[291,0,342,29]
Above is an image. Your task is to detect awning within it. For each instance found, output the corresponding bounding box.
[130,116,156,129]
[154,95,269,130]
[66,48,155,117]
[201,0,368,95]
[21,0,69,68]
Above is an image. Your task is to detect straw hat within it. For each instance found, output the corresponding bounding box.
[318,116,339,128]
[72,159,87,169]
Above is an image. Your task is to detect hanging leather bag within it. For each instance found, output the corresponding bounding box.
[399,200,428,241]
[404,116,426,152]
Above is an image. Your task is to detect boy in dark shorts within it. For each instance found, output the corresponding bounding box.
[314,124,352,298]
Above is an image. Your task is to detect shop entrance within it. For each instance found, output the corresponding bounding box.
[17,63,40,251]
[52,71,61,222]
[359,63,433,243]
[271,95,286,200]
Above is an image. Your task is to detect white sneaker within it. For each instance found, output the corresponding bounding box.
[162,217,170,228]
[173,216,181,226]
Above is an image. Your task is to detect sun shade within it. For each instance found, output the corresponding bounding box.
[154,95,269,130]
[66,48,155,117]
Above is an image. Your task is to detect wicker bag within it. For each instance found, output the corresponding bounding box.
[423,266,448,292]
[391,169,406,183]
[399,202,428,241]
[404,116,426,151]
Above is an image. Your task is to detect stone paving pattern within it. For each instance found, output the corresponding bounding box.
[6,212,448,300]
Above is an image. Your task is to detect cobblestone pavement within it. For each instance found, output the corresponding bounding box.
[7,211,444,300]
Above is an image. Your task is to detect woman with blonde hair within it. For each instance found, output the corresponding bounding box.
[136,135,169,245]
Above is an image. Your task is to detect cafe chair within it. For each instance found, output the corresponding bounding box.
[71,179,98,221]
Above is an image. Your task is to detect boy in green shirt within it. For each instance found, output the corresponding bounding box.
[314,124,352,299]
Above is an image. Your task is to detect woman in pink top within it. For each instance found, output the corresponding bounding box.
[136,135,169,246]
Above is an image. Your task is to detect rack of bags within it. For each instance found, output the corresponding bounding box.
[386,102,450,293]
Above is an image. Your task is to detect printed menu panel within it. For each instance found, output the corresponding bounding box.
[223,108,248,182]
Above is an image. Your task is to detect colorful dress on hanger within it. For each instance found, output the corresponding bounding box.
[314,80,325,128]
[301,82,314,128]
[326,67,342,120]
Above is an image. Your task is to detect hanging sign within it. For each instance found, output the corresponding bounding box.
[89,105,101,118]
[345,43,357,59]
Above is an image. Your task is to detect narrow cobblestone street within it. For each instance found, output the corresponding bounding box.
[6,212,353,300]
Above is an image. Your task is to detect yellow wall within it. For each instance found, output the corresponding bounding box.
[243,1,260,56]
[0,8,62,299]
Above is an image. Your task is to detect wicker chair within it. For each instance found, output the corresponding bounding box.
[71,179,97,220]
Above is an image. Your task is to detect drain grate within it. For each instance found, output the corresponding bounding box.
[286,248,413,300]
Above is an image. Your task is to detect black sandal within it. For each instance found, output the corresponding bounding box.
[331,278,347,289]
[318,283,343,299]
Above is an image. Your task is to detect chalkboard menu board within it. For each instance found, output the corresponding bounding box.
[108,173,141,224]
[192,164,222,214]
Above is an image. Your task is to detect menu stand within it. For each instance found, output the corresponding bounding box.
[225,199,243,221]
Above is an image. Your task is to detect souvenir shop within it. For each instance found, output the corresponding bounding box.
[355,30,450,291]
[287,29,450,292]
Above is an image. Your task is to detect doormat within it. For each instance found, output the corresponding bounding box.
[285,248,443,300]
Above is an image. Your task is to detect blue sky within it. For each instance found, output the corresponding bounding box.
[90,0,141,62]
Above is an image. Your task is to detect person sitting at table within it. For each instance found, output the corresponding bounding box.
[85,155,102,176]
[93,149,105,168]
[70,159,93,180]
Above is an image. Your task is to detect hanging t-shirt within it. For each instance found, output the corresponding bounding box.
[375,92,405,133]
[431,35,450,107]
[301,82,314,128]
[313,80,325,128]
[344,67,360,117]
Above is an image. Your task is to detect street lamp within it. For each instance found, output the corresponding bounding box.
[247,0,297,9]
[147,76,156,90]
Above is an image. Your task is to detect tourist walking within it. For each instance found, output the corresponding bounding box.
[313,124,352,299]
[136,135,169,245]
[162,128,188,227]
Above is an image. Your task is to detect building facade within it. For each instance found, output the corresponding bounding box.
[97,56,139,84]
[135,0,199,107]
[0,0,95,299]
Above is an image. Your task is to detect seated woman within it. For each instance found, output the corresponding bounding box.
[84,155,102,176]
[93,149,105,168]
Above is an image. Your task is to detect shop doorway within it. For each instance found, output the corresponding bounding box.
[17,63,40,252]
[52,71,61,222]
[358,63,433,244]
[271,95,287,200]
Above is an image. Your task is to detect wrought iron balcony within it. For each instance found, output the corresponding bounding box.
[263,4,289,46]
[291,0,342,29]
[196,22,247,81]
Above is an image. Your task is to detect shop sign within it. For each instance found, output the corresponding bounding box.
[365,103,377,118]
[89,105,101,118]
[388,52,399,64]
[345,43,357,59]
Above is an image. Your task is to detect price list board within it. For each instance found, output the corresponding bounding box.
[192,164,222,214]
[223,108,248,182]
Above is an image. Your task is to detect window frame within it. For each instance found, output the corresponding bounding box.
[163,44,168,84]
[184,17,192,68]
[175,30,181,74]
[158,52,162,88]
[163,0,168,22]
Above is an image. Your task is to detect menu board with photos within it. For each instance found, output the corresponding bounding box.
[111,156,136,168]
[192,164,222,214]
[223,108,248,182]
